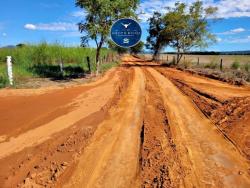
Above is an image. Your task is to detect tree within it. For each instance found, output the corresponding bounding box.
[108,40,129,54]
[146,12,168,60]
[162,1,217,64]
[16,43,26,48]
[130,41,144,55]
[76,0,139,74]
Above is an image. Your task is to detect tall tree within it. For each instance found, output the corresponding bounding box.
[130,41,144,55]
[163,1,217,64]
[76,0,139,74]
[146,12,168,60]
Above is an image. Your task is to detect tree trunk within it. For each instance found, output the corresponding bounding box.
[95,37,104,76]
[86,56,91,73]
[152,49,159,61]
[95,47,101,75]
[176,48,182,65]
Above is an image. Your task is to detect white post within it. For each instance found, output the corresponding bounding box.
[6,56,13,86]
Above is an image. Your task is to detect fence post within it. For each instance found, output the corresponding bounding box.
[197,57,200,66]
[86,56,91,73]
[104,55,106,63]
[59,58,64,74]
[167,55,168,62]
[220,59,223,71]
[6,56,13,86]
[173,56,176,65]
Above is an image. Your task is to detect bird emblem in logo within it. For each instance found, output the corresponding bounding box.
[121,23,131,29]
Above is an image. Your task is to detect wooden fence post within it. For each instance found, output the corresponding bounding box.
[173,56,176,65]
[197,57,200,66]
[220,59,223,71]
[86,56,91,73]
[59,57,64,74]
[6,56,13,86]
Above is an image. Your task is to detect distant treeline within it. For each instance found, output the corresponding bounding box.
[159,51,250,55]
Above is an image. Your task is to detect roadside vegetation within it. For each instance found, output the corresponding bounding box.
[146,1,217,63]
[175,56,250,83]
[139,53,250,84]
[0,43,118,88]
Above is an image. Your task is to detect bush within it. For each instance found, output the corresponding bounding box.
[231,61,240,70]
[0,75,8,88]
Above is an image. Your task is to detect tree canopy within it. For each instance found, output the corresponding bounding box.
[146,12,170,60]
[76,0,139,74]
[146,1,218,64]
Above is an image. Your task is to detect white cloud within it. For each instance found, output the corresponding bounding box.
[231,28,246,33]
[214,0,250,18]
[2,33,7,37]
[24,22,77,31]
[71,11,86,18]
[217,37,222,42]
[225,36,250,43]
[24,24,36,30]
[216,27,246,35]
[137,0,173,22]
[138,0,250,22]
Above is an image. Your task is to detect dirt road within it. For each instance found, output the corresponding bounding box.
[0,55,249,187]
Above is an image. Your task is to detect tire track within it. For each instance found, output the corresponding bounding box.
[147,67,250,187]
[64,67,145,188]
[140,68,185,188]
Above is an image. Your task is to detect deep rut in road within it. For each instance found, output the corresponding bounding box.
[140,69,185,188]
[157,67,250,160]
[147,67,250,187]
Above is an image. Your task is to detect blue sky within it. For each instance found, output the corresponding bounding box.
[0,0,250,51]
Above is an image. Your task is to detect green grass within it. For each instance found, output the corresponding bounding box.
[204,61,218,69]
[242,63,250,72]
[0,43,118,88]
[100,61,119,73]
[231,61,240,70]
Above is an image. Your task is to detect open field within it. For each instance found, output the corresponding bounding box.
[0,55,250,187]
[0,44,118,88]
[138,53,250,84]
[142,54,250,66]
[141,54,250,68]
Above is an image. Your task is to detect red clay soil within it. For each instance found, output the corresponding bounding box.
[0,67,132,187]
[140,69,185,188]
[0,70,117,138]
[0,55,249,188]
[157,67,250,161]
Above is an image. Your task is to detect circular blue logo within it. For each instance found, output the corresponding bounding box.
[111,18,142,48]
